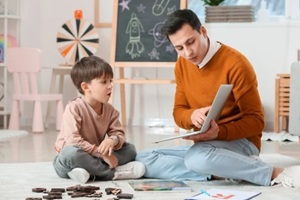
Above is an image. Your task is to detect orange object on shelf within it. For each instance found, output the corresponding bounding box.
[74,10,82,19]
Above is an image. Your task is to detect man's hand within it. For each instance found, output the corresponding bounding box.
[184,119,219,142]
[191,106,211,129]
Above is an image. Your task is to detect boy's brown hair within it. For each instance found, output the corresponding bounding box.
[71,56,113,94]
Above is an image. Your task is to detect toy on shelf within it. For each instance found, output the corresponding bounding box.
[56,10,100,65]
[0,34,18,63]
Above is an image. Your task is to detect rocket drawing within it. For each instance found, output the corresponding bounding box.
[125,13,145,59]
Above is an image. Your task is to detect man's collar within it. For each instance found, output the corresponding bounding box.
[198,38,221,68]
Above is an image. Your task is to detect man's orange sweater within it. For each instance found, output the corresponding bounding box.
[173,43,265,150]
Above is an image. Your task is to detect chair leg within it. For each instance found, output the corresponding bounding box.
[56,100,64,131]
[32,101,44,132]
[9,100,20,130]
[44,101,52,129]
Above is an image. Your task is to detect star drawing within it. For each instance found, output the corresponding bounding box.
[166,44,174,53]
[148,48,160,60]
[119,0,131,12]
[137,3,146,13]
[167,5,177,15]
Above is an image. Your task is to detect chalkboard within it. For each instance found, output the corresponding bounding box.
[112,0,186,62]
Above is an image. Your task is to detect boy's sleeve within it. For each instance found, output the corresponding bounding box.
[107,108,126,150]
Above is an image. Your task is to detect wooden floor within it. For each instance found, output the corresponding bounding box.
[0,125,300,163]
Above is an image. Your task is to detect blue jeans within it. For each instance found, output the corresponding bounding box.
[136,139,273,186]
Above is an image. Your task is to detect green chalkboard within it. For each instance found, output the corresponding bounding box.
[112,0,186,63]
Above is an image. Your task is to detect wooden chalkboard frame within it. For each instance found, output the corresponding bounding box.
[111,0,187,68]
[110,0,187,127]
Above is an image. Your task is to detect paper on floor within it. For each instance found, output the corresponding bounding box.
[185,188,261,200]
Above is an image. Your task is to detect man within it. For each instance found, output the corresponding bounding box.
[136,9,300,187]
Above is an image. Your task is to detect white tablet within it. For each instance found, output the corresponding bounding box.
[153,84,233,143]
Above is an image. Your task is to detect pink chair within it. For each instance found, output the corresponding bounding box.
[6,47,64,132]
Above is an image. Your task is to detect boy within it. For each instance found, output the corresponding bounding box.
[53,56,145,184]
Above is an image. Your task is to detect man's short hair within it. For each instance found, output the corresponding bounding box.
[161,9,202,39]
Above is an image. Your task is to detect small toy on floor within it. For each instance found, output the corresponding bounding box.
[27,185,134,199]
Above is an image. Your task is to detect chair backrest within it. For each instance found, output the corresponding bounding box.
[6,47,41,95]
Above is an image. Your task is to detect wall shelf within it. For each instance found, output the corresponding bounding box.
[0,0,20,128]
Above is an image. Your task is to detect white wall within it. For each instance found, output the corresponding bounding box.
[18,0,300,130]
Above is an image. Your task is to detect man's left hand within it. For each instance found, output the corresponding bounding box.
[183,119,219,142]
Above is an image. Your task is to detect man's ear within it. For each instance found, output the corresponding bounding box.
[200,26,208,37]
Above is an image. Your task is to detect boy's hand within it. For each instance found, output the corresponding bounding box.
[97,138,115,156]
[101,154,118,168]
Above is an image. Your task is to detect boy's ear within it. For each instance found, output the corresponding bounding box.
[81,82,89,92]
